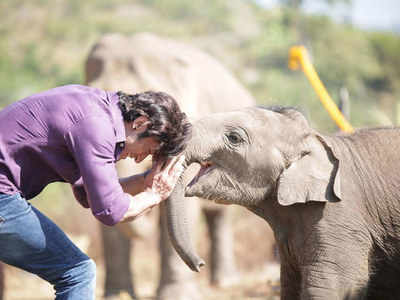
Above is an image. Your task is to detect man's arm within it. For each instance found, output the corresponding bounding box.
[65,113,184,225]
[72,158,178,216]
[71,173,145,208]
[65,116,132,226]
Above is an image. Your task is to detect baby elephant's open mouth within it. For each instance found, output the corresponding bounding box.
[187,161,215,188]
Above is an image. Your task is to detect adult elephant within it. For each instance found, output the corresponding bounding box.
[85,32,256,299]
[167,106,400,300]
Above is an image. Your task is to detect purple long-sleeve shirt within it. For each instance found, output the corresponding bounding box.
[0,85,131,225]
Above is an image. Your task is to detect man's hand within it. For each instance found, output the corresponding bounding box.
[119,155,185,223]
[144,155,185,204]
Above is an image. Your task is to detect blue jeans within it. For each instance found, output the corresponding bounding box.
[0,193,96,299]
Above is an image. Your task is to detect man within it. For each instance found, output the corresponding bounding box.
[0,84,191,299]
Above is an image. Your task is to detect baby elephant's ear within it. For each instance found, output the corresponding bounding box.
[277,136,341,206]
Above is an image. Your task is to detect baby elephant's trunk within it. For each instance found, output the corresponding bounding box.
[163,160,205,272]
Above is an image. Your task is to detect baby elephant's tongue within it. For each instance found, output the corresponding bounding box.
[187,164,208,187]
[185,164,215,197]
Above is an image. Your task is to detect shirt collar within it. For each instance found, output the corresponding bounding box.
[108,91,126,144]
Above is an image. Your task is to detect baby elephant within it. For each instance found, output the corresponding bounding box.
[164,106,400,300]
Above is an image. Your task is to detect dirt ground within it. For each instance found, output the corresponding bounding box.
[2,205,281,300]
[3,264,280,300]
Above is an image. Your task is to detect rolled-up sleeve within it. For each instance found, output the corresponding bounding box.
[64,115,130,226]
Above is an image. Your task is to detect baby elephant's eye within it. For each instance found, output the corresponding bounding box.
[226,132,243,145]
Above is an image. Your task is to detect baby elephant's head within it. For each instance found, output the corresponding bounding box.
[166,106,342,272]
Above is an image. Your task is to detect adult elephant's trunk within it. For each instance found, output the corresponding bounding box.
[163,159,205,272]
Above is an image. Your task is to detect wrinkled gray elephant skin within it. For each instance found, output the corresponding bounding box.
[167,106,400,300]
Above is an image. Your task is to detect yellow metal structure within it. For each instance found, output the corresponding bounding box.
[289,45,354,133]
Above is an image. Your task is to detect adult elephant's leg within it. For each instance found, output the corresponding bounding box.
[157,198,201,300]
[102,158,150,299]
[203,204,239,287]
[102,225,135,299]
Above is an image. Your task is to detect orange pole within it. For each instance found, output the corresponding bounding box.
[289,46,354,133]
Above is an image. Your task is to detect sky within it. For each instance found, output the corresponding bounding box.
[256,0,400,33]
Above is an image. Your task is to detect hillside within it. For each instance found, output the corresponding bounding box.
[1,0,400,130]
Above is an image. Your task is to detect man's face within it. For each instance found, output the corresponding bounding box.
[120,135,160,163]
[120,116,161,163]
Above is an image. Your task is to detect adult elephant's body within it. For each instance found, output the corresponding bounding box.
[85,33,256,299]
[168,106,400,299]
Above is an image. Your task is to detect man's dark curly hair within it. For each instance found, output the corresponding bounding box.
[117,90,192,158]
